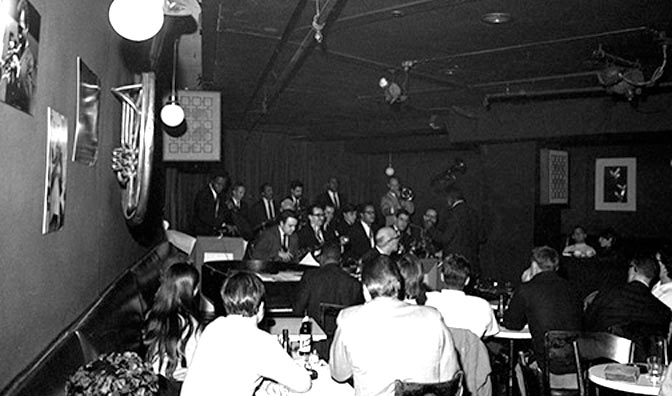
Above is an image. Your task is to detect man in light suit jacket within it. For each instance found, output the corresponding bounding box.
[380,176,415,226]
[250,210,300,262]
[330,256,459,396]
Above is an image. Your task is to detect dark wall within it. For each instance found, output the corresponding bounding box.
[0,1,146,388]
[562,143,672,240]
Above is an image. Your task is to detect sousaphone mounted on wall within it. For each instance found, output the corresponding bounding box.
[110,73,155,225]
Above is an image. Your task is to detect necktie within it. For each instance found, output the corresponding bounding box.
[215,197,220,217]
[283,234,289,250]
[316,228,324,244]
[265,199,271,220]
[369,228,375,248]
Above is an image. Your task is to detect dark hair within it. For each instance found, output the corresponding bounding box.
[362,255,402,299]
[395,209,410,218]
[440,254,471,290]
[599,227,617,242]
[341,203,356,213]
[320,242,342,265]
[232,181,245,190]
[531,246,560,271]
[308,204,324,215]
[220,271,265,317]
[259,182,272,193]
[143,263,201,378]
[444,186,464,201]
[357,202,375,215]
[658,245,672,274]
[209,172,229,182]
[631,255,659,281]
[278,210,298,224]
[290,180,304,190]
[396,254,426,305]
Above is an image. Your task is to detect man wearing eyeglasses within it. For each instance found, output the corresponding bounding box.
[297,204,330,254]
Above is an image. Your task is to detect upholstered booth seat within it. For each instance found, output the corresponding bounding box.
[1,241,179,396]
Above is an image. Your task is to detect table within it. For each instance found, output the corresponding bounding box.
[588,364,661,395]
[287,361,354,396]
[494,326,532,396]
[264,317,327,342]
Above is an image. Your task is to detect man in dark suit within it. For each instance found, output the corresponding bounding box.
[427,186,485,277]
[585,255,671,358]
[293,243,364,322]
[313,176,345,212]
[225,182,253,240]
[250,210,300,262]
[249,183,279,234]
[192,173,231,236]
[345,203,377,263]
[298,204,338,255]
[504,246,582,377]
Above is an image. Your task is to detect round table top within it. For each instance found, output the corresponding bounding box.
[493,326,532,340]
[588,364,661,396]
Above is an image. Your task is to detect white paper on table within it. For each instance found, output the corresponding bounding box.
[299,252,320,267]
[203,252,234,262]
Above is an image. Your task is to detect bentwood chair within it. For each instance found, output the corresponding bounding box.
[394,370,464,396]
[544,331,583,396]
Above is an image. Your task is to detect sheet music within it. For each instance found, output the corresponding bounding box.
[203,252,234,262]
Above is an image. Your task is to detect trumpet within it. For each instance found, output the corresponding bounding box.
[400,186,415,201]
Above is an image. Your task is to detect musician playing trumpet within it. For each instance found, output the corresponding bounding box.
[380,176,415,226]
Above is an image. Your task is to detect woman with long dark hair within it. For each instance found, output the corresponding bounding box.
[144,262,202,383]
[396,253,427,305]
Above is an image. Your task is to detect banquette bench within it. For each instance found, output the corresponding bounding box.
[1,241,182,396]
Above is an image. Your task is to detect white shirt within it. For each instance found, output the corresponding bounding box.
[562,242,596,258]
[425,289,500,338]
[361,221,374,248]
[652,281,672,310]
[181,315,311,396]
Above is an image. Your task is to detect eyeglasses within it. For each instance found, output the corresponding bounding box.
[311,213,325,217]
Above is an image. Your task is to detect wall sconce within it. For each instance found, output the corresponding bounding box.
[108,0,165,42]
[379,77,406,104]
[160,39,185,128]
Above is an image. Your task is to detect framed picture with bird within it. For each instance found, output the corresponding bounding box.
[595,157,636,211]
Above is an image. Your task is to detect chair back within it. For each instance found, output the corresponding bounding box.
[543,331,581,396]
[394,370,464,396]
[576,332,633,364]
[319,303,346,338]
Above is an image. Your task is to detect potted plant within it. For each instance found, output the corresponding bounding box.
[65,351,158,396]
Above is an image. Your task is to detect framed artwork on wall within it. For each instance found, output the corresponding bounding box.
[595,157,636,211]
[540,149,569,205]
[43,107,68,234]
[72,57,101,166]
[0,0,41,114]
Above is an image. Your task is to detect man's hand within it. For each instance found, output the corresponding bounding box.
[278,250,293,262]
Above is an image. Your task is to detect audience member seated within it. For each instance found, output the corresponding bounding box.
[584,254,671,353]
[360,227,400,265]
[250,210,300,262]
[143,263,202,387]
[395,254,428,305]
[322,202,338,241]
[503,246,582,387]
[596,227,621,260]
[293,243,364,322]
[345,203,378,263]
[329,255,459,396]
[562,225,596,258]
[425,254,498,338]
[181,272,312,396]
[336,203,359,261]
[652,245,672,310]
[297,204,329,254]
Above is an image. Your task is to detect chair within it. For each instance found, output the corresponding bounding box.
[319,303,346,339]
[571,332,634,396]
[543,331,582,396]
[394,370,464,396]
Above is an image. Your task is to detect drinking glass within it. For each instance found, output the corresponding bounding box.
[647,356,663,383]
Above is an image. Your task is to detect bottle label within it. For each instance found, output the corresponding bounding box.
[299,334,311,355]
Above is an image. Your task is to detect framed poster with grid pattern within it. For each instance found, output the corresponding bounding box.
[540,149,568,205]
[163,90,220,161]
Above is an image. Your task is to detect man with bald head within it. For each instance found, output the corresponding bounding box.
[360,227,400,265]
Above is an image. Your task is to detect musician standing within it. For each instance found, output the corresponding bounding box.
[226,182,253,240]
[380,176,415,226]
[249,183,278,233]
[192,173,230,236]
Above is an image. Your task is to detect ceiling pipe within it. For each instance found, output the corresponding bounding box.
[242,0,310,118]
[247,0,351,132]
